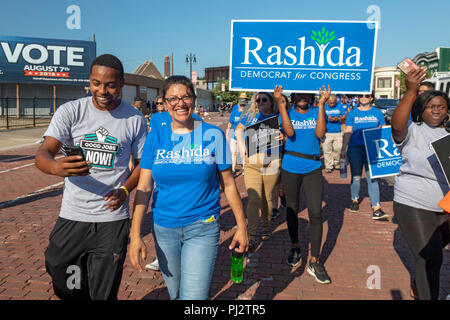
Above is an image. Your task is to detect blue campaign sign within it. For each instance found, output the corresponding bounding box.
[0,35,96,85]
[229,20,378,94]
[363,126,402,178]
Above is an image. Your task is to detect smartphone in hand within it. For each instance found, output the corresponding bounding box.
[61,145,90,174]
[397,58,419,74]
[61,145,86,161]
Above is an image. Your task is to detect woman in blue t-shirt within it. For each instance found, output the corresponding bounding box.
[340,92,387,220]
[235,92,281,251]
[275,85,331,285]
[128,76,249,300]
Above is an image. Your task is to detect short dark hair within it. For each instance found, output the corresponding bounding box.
[412,90,450,131]
[291,92,315,103]
[90,54,124,79]
[162,75,196,100]
[419,81,435,90]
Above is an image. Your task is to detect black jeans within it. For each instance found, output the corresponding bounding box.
[394,202,450,300]
[281,168,323,258]
[45,217,130,300]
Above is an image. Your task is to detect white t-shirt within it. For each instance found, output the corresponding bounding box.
[44,97,148,222]
[394,122,449,212]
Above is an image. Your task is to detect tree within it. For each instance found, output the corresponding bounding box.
[212,80,252,105]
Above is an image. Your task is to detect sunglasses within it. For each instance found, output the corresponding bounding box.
[156,102,163,105]
[256,97,269,103]
[359,94,372,98]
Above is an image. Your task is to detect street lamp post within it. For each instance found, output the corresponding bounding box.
[185,53,196,80]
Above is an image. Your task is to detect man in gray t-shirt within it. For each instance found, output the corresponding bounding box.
[35,54,147,300]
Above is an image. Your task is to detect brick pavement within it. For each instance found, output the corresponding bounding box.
[0,112,448,300]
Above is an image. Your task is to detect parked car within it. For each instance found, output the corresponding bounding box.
[374,98,399,124]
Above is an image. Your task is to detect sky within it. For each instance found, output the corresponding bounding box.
[1,0,449,78]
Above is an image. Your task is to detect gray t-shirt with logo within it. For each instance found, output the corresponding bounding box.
[44,97,148,222]
[394,122,449,212]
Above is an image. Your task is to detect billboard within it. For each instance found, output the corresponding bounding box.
[0,35,96,85]
[229,20,378,94]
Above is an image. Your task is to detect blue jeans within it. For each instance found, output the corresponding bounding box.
[347,146,380,208]
[153,217,220,300]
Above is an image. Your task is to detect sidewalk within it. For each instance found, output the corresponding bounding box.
[0,126,47,150]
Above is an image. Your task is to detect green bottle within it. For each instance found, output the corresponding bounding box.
[230,249,244,283]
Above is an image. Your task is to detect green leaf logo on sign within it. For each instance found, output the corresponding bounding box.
[310,27,337,66]
[310,27,336,45]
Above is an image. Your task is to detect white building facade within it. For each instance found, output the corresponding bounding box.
[374,67,401,99]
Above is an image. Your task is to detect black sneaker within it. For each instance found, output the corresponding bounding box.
[248,239,258,253]
[271,208,280,220]
[286,247,301,267]
[372,208,388,220]
[307,261,331,284]
[349,201,359,212]
[280,195,286,208]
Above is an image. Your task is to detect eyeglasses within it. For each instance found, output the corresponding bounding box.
[359,95,371,98]
[256,98,268,103]
[165,95,193,106]
[156,102,163,105]
[426,104,447,111]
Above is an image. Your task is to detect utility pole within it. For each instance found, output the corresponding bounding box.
[185,53,196,80]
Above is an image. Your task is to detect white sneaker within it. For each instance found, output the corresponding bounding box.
[145,258,160,271]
